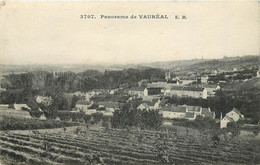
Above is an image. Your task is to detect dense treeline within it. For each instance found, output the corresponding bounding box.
[1,68,164,92]
[0,68,164,104]
[111,103,163,129]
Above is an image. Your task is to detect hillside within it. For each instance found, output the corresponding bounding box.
[241,77,260,90]
[1,56,258,75]
[142,56,259,75]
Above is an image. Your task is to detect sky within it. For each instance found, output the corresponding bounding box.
[0,1,259,65]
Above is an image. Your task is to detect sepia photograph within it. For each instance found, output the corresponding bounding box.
[0,1,259,164]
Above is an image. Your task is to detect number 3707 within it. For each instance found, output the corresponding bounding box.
[80,15,96,19]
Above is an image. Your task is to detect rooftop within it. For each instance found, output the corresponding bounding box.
[98,101,119,109]
[129,87,145,91]
[76,100,92,105]
[161,105,186,113]
[186,106,202,112]
[170,85,205,92]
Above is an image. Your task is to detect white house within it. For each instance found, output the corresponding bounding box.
[147,82,178,94]
[91,89,109,96]
[201,84,221,97]
[84,109,97,115]
[170,86,207,99]
[128,87,145,97]
[137,103,150,110]
[39,113,47,120]
[75,100,93,110]
[220,108,244,128]
[55,116,61,122]
[180,78,196,85]
[220,116,234,128]
[225,108,244,122]
[14,104,31,111]
[109,88,119,95]
[98,101,120,112]
[160,104,215,121]
[201,76,209,84]
[137,99,159,110]
[161,106,186,119]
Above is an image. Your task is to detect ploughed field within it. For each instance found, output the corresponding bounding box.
[0,126,259,165]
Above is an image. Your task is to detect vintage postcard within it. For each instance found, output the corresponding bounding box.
[0,1,259,165]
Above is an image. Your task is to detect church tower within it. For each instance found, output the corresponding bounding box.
[165,70,171,80]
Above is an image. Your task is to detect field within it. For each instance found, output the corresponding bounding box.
[0,105,32,119]
[0,125,259,165]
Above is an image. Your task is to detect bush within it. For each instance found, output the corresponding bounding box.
[227,122,241,137]
[0,116,80,131]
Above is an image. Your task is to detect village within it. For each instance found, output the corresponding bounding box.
[2,65,258,130]
[0,57,259,164]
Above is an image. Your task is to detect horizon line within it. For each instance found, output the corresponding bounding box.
[0,55,258,66]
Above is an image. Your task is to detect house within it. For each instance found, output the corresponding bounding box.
[84,109,97,115]
[180,77,196,85]
[55,116,61,122]
[201,84,221,97]
[39,113,47,120]
[138,79,148,87]
[220,116,234,128]
[75,100,93,110]
[166,78,181,86]
[184,105,202,119]
[0,87,6,92]
[73,91,85,96]
[225,108,244,122]
[144,87,163,96]
[91,89,109,96]
[102,110,114,116]
[147,81,179,94]
[71,109,97,115]
[186,105,202,113]
[109,90,115,95]
[201,76,208,84]
[98,101,120,112]
[170,86,207,99]
[137,99,159,110]
[128,87,145,97]
[142,95,160,102]
[137,103,150,110]
[211,70,218,75]
[109,88,120,95]
[14,104,31,111]
[220,108,244,128]
[160,104,214,121]
[161,105,186,119]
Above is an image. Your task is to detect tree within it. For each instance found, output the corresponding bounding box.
[141,109,163,129]
[227,122,240,138]
[111,103,163,129]
[194,115,217,134]
[253,125,260,136]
